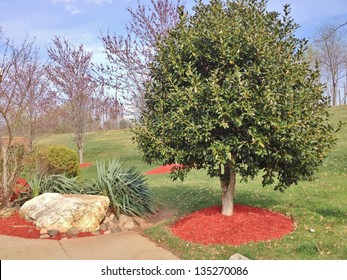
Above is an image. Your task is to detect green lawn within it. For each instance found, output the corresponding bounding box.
[35,106,347,260]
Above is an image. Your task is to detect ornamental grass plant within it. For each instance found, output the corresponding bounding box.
[83,158,156,218]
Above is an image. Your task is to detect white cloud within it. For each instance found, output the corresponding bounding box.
[51,0,113,15]
[51,0,112,4]
[65,3,83,15]
[89,0,112,4]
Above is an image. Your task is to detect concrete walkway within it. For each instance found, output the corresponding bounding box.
[0,232,178,260]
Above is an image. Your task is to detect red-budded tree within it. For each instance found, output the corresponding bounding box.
[0,32,42,207]
[18,65,55,150]
[99,0,181,117]
[47,37,99,164]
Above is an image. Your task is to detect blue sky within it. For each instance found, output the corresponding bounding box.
[1,0,347,61]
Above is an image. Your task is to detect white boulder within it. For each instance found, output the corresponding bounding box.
[19,193,109,233]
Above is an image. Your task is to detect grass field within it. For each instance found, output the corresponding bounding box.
[36,106,347,260]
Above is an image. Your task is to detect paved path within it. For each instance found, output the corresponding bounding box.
[0,232,178,260]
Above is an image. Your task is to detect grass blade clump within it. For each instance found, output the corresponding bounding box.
[15,174,81,204]
[84,158,156,218]
[40,174,81,194]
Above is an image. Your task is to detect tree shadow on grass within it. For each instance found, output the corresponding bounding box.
[235,190,282,210]
[314,207,347,218]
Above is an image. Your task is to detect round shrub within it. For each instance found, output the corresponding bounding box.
[32,145,80,178]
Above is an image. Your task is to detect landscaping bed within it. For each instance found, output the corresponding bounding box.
[171,205,294,246]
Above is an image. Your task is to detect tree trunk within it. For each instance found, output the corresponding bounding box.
[75,134,84,164]
[28,121,34,152]
[220,164,236,216]
[1,146,9,207]
[78,147,83,165]
[332,83,337,106]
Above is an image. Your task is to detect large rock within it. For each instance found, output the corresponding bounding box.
[19,193,109,233]
[118,214,137,231]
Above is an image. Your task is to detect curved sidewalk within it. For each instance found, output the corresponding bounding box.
[0,232,178,260]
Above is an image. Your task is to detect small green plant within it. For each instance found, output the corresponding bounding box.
[31,145,80,178]
[83,158,156,217]
[28,175,42,198]
[15,174,81,204]
[40,174,81,194]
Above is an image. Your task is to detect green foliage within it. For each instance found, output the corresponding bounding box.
[28,175,42,198]
[133,0,339,191]
[31,145,80,178]
[83,158,156,217]
[15,174,81,204]
[39,174,81,194]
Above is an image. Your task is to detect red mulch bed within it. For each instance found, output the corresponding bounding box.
[80,162,93,168]
[3,176,294,245]
[145,164,182,175]
[0,211,103,240]
[0,205,294,244]
[171,205,294,246]
[2,175,100,240]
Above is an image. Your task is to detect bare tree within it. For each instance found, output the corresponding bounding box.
[89,95,124,130]
[47,37,99,164]
[0,32,41,207]
[313,22,347,106]
[36,102,71,135]
[17,65,54,150]
[98,0,181,117]
[319,20,347,41]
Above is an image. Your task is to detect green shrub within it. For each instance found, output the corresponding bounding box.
[31,145,79,178]
[83,158,156,218]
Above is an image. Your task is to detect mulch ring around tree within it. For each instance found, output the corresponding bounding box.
[145,164,182,175]
[171,205,295,246]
